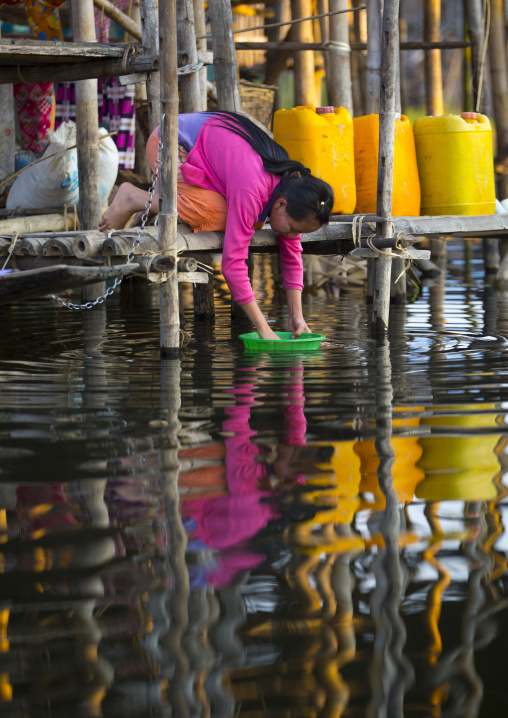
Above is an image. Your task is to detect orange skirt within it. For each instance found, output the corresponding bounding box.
[146,126,227,233]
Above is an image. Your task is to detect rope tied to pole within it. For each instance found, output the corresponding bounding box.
[2,233,19,270]
[350,216,414,282]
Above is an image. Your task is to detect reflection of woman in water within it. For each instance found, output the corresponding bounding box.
[181,362,333,587]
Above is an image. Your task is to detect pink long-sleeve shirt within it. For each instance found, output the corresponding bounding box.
[180,115,304,305]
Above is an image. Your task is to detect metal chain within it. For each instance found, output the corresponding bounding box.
[49,137,163,310]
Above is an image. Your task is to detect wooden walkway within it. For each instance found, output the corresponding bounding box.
[1,214,507,268]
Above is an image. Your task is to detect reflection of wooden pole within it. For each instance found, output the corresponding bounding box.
[159,359,189,717]
[424,0,443,117]
[368,338,412,717]
[159,0,180,355]
[372,0,399,334]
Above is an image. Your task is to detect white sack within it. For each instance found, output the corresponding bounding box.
[7,122,119,210]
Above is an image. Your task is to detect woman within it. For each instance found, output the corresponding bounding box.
[100,112,334,341]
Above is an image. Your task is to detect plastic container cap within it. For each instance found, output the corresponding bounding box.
[461,111,479,120]
[316,106,335,114]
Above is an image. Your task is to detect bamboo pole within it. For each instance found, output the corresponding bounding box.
[489,0,508,196]
[424,0,443,116]
[71,0,103,304]
[327,0,353,113]
[158,0,181,355]
[351,0,366,117]
[92,0,143,42]
[71,0,102,234]
[372,0,399,335]
[291,0,316,106]
[140,0,161,132]
[466,0,489,114]
[193,0,208,110]
[234,38,473,51]
[208,0,242,111]
[365,0,382,304]
[177,0,201,112]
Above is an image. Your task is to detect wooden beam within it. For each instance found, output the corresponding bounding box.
[0,54,158,84]
[372,0,401,334]
[93,0,143,42]
[158,0,181,355]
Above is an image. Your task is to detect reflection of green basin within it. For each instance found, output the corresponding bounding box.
[239,331,326,352]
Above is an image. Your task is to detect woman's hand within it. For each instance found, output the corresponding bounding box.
[289,315,311,338]
[286,289,311,338]
[240,300,281,340]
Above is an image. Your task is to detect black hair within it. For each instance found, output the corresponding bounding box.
[213,111,334,225]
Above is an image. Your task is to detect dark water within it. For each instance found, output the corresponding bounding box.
[2,240,508,717]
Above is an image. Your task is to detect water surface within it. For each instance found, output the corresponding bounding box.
[1,240,508,717]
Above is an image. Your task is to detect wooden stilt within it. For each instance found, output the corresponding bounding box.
[71,0,104,304]
[351,0,366,117]
[327,0,353,113]
[366,0,382,304]
[192,0,208,110]
[424,0,443,116]
[488,0,508,197]
[372,0,399,335]
[159,0,181,356]
[208,0,242,111]
[208,0,242,320]
[465,0,488,114]
[193,253,215,319]
[140,0,161,131]
[291,0,316,106]
[131,1,152,180]
[177,0,201,112]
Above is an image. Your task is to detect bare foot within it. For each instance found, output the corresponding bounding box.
[99,182,157,232]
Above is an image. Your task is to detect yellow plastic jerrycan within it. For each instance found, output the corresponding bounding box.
[273,105,356,215]
[353,114,421,216]
[414,112,496,215]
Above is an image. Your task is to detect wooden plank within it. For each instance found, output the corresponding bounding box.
[351,246,431,259]
[0,264,138,305]
[2,215,508,260]
[0,38,143,62]
[177,271,209,283]
[0,54,157,85]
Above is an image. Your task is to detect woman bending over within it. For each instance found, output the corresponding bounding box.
[100,112,334,341]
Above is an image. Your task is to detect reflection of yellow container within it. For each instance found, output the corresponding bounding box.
[416,410,502,501]
[353,114,421,216]
[414,112,496,216]
[273,105,356,215]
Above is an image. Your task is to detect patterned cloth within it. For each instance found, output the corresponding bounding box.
[6,0,65,153]
[13,82,54,153]
[54,0,137,169]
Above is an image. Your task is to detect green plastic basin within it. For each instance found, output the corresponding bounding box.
[239,331,326,352]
